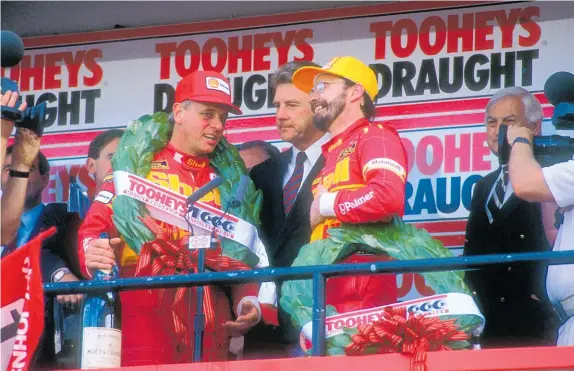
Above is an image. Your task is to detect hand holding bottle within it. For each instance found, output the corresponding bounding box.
[85,237,121,274]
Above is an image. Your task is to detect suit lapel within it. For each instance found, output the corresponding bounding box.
[491,193,523,228]
[276,155,325,247]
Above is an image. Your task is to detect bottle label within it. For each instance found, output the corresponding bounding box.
[81,327,121,368]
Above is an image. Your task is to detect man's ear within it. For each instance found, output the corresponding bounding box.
[349,84,365,103]
[532,121,543,136]
[86,157,96,175]
[173,102,185,125]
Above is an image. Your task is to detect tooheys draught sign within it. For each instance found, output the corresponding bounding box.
[3,2,573,299]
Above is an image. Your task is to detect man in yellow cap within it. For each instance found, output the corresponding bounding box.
[291,56,407,315]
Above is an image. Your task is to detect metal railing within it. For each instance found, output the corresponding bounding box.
[44,250,574,357]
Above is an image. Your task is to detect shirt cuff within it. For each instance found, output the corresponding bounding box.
[236,296,261,324]
[319,192,338,217]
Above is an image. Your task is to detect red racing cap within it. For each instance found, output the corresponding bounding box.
[174,70,242,115]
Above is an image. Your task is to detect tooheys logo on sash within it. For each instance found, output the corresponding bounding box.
[113,170,239,241]
[301,293,485,341]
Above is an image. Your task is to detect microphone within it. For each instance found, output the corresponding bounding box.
[1,31,24,68]
[544,71,574,106]
[230,175,250,208]
[186,176,223,205]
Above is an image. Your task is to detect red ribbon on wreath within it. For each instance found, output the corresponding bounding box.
[345,306,468,371]
[134,216,254,349]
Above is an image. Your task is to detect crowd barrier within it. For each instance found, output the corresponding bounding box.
[44,250,574,369]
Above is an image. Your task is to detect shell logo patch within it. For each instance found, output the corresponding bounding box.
[205,77,230,96]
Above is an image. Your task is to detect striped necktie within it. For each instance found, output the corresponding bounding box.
[487,165,509,216]
[283,152,307,215]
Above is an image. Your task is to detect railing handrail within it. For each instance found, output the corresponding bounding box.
[43,250,574,295]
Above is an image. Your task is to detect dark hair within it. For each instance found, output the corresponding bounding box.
[6,145,50,175]
[343,79,377,121]
[270,60,321,89]
[236,140,280,159]
[88,129,124,159]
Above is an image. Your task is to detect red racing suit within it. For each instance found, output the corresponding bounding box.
[311,118,408,313]
[78,144,260,366]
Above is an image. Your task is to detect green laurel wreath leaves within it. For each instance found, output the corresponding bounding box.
[110,112,262,267]
[280,217,480,356]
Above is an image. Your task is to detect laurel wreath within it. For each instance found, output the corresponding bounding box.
[110,112,263,267]
[280,217,482,356]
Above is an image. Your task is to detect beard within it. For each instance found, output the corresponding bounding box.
[312,93,346,131]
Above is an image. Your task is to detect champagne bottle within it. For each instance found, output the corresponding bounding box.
[79,233,122,369]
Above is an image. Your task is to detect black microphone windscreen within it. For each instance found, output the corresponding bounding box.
[544,71,574,106]
[235,175,250,204]
[1,31,25,68]
[187,176,223,205]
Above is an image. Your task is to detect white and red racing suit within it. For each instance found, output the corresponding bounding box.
[311,118,408,313]
[78,144,260,366]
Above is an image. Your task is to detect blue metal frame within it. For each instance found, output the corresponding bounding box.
[44,251,574,358]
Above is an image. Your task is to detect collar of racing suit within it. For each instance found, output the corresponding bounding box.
[165,143,210,171]
[321,117,370,155]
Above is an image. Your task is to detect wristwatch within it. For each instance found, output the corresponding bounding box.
[52,268,72,283]
[9,169,29,178]
[512,137,532,146]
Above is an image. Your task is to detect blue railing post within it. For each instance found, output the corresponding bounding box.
[311,272,326,356]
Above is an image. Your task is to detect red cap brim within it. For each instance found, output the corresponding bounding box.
[190,95,242,115]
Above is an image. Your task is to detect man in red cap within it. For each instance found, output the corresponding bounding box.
[77,71,261,366]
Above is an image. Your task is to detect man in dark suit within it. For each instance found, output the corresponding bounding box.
[245,61,330,358]
[463,87,559,348]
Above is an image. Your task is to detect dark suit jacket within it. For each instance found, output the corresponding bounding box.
[249,148,324,344]
[35,203,83,283]
[463,168,558,348]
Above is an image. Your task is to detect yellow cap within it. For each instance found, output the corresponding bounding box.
[292,56,379,101]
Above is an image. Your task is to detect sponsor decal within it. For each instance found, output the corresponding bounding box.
[205,77,231,96]
[94,190,114,204]
[184,157,207,169]
[327,138,343,153]
[337,142,356,161]
[103,174,114,183]
[338,191,374,215]
[323,57,341,70]
[363,157,406,181]
[151,160,169,170]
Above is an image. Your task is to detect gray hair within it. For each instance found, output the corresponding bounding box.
[485,87,543,127]
[168,100,193,124]
[270,60,320,89]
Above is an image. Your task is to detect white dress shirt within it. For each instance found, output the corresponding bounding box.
[282,133,331,192]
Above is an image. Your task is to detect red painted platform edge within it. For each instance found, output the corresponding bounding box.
[55,346,574,371]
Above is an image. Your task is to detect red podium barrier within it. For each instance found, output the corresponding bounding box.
[60,346,574,371]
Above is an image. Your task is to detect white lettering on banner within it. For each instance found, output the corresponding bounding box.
[301,293,485,342]
[80,328,122,368]
[363,158,407,181]
[338,191,375,215]
[112,171,277,306]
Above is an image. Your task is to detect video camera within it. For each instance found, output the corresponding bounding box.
[1,30,46,136]
[498,71,574,167]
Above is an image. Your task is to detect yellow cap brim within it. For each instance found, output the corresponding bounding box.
[292,66,346,94]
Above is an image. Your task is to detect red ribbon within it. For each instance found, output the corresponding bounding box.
[134,216,253,349]
[345,306,468,371]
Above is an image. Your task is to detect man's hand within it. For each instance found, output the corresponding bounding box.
[223,301,260,337]
[1,90,27,138]
[85,237,121,273]
[310,185,327,230]
[507,125,534,148]
[56,273,84,309]
[11,128,41,171]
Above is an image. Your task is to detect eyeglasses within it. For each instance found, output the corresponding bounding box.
[311,80,345,94]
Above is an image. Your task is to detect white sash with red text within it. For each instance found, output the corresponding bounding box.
[113,170,276,306]
[301,293,485,342]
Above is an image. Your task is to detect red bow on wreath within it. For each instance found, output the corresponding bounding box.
[134,216,253,348]
[346,306,468,371]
